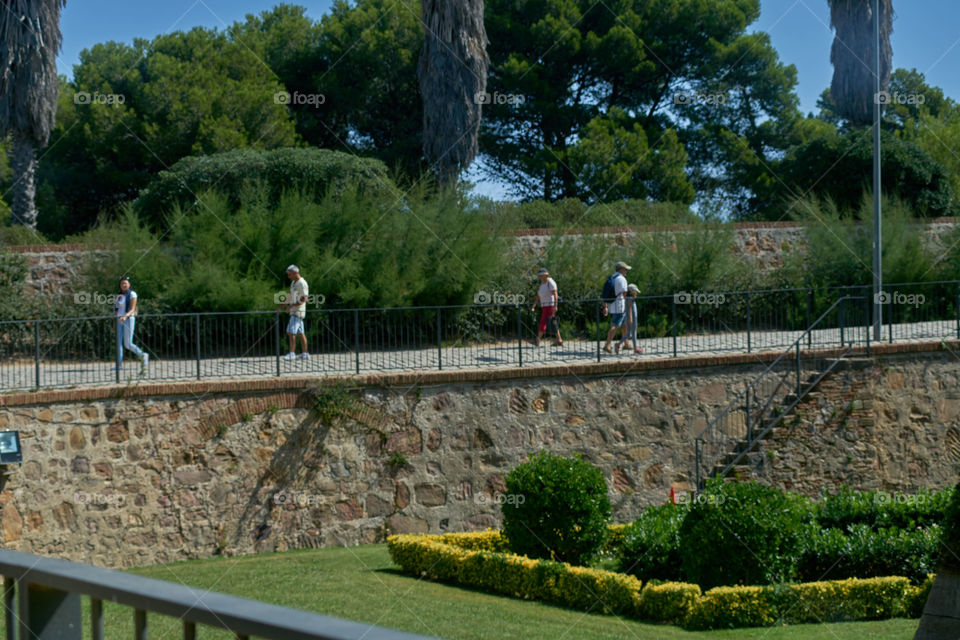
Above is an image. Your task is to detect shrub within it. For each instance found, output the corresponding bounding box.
[937,479,960,571]
[618,503,688,581]
[816,485,953,531]
[678,480,813,589]
[502,451,611,566]
[904,574,935,618]
[636,582,701,624]
[798,524,941,585]
[133,147,397,228]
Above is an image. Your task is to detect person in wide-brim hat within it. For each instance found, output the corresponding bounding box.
[532,267,562,347]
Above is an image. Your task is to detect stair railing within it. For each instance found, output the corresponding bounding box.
[694,296,870,491]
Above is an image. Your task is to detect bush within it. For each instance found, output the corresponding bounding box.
[798,524,940,585]
[132,147,398,228]
[618,503,688,581]
[937,479,960,571]
[816,485,953,532]
[636,582,701,624]
[502,451,611,566]
[678,480,813,589]
[904,574,935,618]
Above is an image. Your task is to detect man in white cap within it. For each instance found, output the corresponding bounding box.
[275,265,309,360]
[531,267,562,346]
[602,261,631,353]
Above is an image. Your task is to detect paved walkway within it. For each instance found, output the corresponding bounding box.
[0,318,954,393]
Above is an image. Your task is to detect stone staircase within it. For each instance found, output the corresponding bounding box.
[712,357,875,482]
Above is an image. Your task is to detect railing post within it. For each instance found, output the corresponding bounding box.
[671,296,678,358]
[956,281,960,341]
[115,318,122,384]
[746,292,751,353]
[517,304,523,368]
[806,289,813,348]
[135,608,147,640]
[596,302,602,362]
[34,321,40,389]
[746,387,752,443]
[4,577,14,640]
[92,597,103,640]
[795,342,801,396]
[196,314,202,380]
[839,296,845,347]
[865,296,871,356]
[354,309,361,375]
[437,308,442,371]
[275,312,281,377]
[695,438,701,493]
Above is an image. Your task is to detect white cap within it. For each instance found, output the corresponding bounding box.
[286,265,300,273]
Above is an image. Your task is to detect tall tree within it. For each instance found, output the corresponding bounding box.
[418,0,488,186]
[828,0,893,126]
[0,0,66,229]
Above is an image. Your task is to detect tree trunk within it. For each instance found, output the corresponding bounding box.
[914,566,960,639]
[9,131,38,229]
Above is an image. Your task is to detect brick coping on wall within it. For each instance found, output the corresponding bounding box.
[2,340,956,408]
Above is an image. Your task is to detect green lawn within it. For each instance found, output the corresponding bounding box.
[50,544,918,639]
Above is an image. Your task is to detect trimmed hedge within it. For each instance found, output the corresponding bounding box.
[388,532,929,630]
[387,533,642,616]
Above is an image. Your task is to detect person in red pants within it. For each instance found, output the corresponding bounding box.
[531,268,562,346]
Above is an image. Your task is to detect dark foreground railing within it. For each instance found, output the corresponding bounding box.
[1,281,957,392]
[0,548,435,640]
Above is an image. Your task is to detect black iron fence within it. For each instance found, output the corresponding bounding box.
[1,282,957,392]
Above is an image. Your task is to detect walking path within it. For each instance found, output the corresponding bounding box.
[0,318,954,393]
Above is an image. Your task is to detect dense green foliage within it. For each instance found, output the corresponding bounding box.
[618,503,688,582]
[617,483,951,589]
[502,452,611,565]
[678,480,813,589]
[132,147,396,227]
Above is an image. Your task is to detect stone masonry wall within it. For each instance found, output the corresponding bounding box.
[0,351,957,568]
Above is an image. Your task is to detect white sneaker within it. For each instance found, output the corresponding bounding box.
[296,353,309,360]
[282,352,296,360]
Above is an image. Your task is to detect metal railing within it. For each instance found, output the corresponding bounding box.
[0,548,434,640]
[694,296,872,490]
[1,282,957,392]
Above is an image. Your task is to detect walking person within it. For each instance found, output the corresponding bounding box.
[531,268,562,346]
[114,276,148,372]
[602,261,630,353]
[276,265,309,360]
[618,284,644,354]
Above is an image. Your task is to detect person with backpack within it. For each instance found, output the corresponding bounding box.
[602,261,631,353]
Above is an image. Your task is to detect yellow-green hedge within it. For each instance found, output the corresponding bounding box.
[388,532,931,630]
[387,533,642,616]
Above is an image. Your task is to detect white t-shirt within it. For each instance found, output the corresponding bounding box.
[608,273,628,314]
[115,290,137,317]
[537,278,557,306]
[289,277,309,319]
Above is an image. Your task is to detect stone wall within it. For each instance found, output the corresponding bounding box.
[0,349,958,568]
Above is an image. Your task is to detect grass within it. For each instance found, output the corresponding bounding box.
[29,544,919,640]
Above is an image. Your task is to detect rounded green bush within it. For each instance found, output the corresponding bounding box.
[618,503,688,582]
[678,480,813,589]
[502,451,611,566]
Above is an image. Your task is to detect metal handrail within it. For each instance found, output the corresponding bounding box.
[694,296,869,490]
[0,548,435,640]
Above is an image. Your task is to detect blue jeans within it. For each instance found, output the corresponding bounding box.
[117,317,144,364]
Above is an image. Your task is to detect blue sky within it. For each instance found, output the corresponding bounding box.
[59,0,960,115]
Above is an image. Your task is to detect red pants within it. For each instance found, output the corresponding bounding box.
[538,305,556,333]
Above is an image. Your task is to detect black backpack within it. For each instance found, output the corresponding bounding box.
[601,273,618,303]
